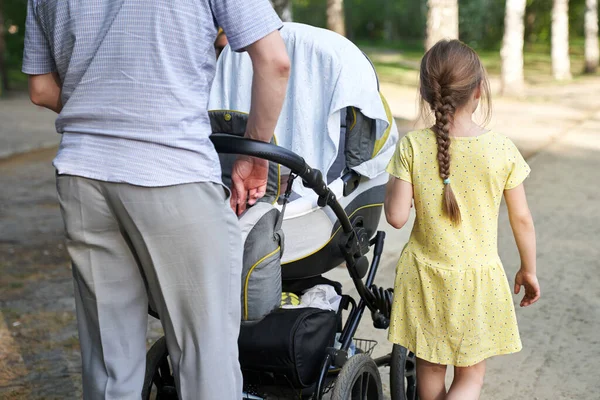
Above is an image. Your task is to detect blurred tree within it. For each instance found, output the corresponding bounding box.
[501,0,527,96]
[584,0,598,73]
[293,0,326,30]
[0,0,6,96]
[327,0,345,36]
[552,0,572,80]
[426,0,459,50]
[459,0,506,50]
[271,0,293,22]
[525,0,552,45]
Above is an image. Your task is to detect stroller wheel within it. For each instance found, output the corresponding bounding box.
[390,344,418,400]
[142,336,179,400]
[331,353,383,400]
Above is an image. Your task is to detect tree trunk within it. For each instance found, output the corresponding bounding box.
[584,0,599,73]
[552,0,572,80]
[327,0,345,36]
[270,0,293,22]
[501,0,527,97]
[425,0,459,51]
[383,0,393,42]
[0,1,7,96]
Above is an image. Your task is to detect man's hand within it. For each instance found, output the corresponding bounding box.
[231,155,269,215]
[227,30,289,216]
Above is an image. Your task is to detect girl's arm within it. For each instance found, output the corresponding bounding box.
[384,177,413,229]
[504,183,540,307]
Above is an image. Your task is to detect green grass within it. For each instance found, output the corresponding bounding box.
[1,65,28,96]
[361,38,600,87]
[7,66,28,89]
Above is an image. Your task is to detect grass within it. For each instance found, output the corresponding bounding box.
[7,67,28,90]
[360,38,600,88]
[1,65,28,96]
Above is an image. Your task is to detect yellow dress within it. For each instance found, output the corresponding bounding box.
[386,128,530,367]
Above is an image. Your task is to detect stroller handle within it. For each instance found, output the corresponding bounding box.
[211,133,310,178]
[210,133,353,232]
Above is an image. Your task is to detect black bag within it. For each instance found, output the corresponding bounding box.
[238,307,338,388]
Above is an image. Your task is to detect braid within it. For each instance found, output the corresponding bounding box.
[419,39,489,223]
[431,83,462,224]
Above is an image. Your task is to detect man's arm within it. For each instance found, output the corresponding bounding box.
[230,31,290,214]
[28,72,63,113]
[245,30,290,142]
[23,0,61,113]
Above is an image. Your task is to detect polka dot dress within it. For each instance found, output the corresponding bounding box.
[386,128,530,367]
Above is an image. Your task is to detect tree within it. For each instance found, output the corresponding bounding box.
[552,0,572,80]
[0,0,7,96]
[271,0,293,22]
[501,0,527,96]
[327,0,345,36]
[584,0,599,73]
[426,0,459,50]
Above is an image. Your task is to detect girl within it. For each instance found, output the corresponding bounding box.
[384,39,540,400]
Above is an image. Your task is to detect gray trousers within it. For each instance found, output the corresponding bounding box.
[57,175,243,400]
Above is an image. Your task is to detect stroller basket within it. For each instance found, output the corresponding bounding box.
[354,338,378,357]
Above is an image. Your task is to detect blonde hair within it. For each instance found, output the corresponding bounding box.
[418,39,491,224]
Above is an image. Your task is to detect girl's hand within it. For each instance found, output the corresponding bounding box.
[514,269,540,307]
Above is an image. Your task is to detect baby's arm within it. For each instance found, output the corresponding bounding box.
[504,183,540,307]
[384,177,413,229]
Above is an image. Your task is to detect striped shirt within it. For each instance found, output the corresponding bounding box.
[23,0,282,186]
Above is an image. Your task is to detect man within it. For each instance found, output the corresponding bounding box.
[23,0,290,399]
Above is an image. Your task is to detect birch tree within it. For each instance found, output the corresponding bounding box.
[501,0,527,96]
[552,0,572,80]
[584,0,599,73]
[426,0,459,51]
[327,0,346,36]
[271,0,293,22]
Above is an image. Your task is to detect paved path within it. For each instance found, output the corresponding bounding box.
[2,78,600,398]
[0,92,58,159]
[326,108,600,399]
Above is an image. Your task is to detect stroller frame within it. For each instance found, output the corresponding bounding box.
[144,134,417,400]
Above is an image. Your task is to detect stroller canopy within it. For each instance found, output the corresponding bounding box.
[209,22,399,265]
[209,22,398,197]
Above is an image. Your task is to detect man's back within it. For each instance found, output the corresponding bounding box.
[24,0,281,186]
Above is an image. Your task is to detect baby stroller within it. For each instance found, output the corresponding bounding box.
[143,23,417,400]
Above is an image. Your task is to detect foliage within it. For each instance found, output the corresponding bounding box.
[2,0,26,69]
[459,0,506,50]
[294,0,426,42]
[292,0,594,51]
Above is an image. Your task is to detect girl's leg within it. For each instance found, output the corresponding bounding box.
[446,360,486,400]
[416,358,447,400]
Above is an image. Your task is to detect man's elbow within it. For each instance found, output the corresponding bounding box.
[385,211,408,230]
[29,88,44,107]
[272,52,291,78]
[29,82,48,107]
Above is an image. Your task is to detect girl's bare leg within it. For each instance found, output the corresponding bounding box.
[416,358,447,400]
[446,360,486,400]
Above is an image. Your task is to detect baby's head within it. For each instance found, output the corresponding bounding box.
[419,39,491,125]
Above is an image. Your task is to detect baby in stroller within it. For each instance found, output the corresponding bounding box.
[144,23,416,400]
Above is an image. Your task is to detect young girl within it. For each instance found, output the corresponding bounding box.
[384,39,540,400]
